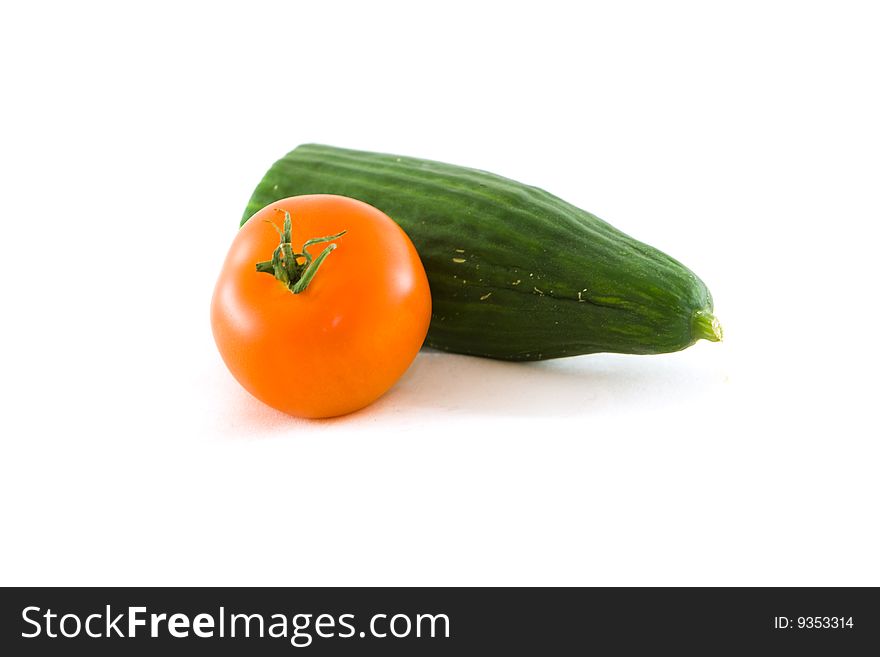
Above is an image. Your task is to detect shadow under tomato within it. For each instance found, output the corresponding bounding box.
[210,345,722,435]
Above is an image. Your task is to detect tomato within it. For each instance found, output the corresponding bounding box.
[211,195,431,418]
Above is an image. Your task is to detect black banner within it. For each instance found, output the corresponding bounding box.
[1,587,877,655]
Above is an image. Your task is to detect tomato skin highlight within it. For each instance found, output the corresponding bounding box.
[211,195,431,418]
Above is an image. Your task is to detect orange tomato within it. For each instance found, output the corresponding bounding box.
[211,195,431,418]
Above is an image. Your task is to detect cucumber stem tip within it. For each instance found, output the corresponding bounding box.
[692,310,723,343]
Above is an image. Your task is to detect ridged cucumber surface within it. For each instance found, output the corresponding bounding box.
[242,144,721,361]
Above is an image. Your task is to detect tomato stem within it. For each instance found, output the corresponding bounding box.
[255,209,346,293]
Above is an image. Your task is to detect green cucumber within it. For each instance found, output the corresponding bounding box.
[242,144,721,361]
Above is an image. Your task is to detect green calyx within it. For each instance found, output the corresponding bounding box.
[255,209,346,294]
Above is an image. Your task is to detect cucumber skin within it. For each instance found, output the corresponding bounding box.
[242,144,715,361]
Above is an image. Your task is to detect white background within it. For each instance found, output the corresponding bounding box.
[1,1,878,586]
